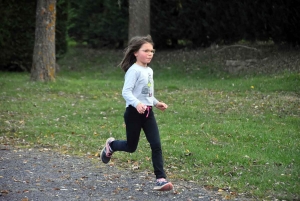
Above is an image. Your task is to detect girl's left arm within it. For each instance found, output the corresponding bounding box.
[155,101,168,111]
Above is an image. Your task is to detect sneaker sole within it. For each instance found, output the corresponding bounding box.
[100,147,109,164]
[154,182,173,191]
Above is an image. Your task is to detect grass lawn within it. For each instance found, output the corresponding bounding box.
[0,45,299,200]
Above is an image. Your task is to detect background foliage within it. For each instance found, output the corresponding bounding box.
[68,0,300,48]
[0,0,299,71]
[56,0,69,58]
[0,0,36,71]
[150,0,300,47]
[67,0,300,48]
[68,0,128,48]
[0,0,68,72]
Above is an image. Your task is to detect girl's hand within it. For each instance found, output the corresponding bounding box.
[155,102,168,111]
[136,103,147,114]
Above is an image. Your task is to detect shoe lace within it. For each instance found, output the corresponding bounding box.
[106,151,112,157]
[106,141,114,157]
[156,178,167,183]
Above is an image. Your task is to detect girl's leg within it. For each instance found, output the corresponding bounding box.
[110,106,142,153]
[142,110,166,179]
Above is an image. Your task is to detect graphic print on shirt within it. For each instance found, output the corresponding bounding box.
[141,73,153,97]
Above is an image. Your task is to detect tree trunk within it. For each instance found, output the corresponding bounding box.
[128,0,150,40]
[31,0,56,82]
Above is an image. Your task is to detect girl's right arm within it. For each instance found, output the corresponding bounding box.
[136,102,147,114]
[122,69,140,108]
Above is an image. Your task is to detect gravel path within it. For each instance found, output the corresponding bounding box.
[0,146,248,201]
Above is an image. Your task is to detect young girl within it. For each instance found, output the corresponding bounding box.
[100,35,173,191]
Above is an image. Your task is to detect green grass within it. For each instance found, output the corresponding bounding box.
[0,46,299,200]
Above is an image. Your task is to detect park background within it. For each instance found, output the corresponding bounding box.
[0,0,299,200]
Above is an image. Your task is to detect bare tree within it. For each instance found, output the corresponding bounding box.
[31,0,56,82]
[128,0,150,40]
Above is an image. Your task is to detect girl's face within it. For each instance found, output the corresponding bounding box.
[134,42,155,67]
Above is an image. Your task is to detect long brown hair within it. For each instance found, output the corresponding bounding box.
[119,35,154,72]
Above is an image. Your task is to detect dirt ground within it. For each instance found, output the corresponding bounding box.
[0,146,252,201]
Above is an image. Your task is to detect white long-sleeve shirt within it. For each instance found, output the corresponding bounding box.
[122,63,159,108]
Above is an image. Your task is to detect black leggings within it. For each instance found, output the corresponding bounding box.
[110,105,166,179]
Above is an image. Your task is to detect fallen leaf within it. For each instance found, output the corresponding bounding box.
[1,190,9,195]
[13,177,20,182]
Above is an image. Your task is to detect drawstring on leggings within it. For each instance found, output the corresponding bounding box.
[145,106,152,118]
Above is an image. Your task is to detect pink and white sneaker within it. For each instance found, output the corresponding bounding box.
[100,137,115,164]
[153,178,173,191]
